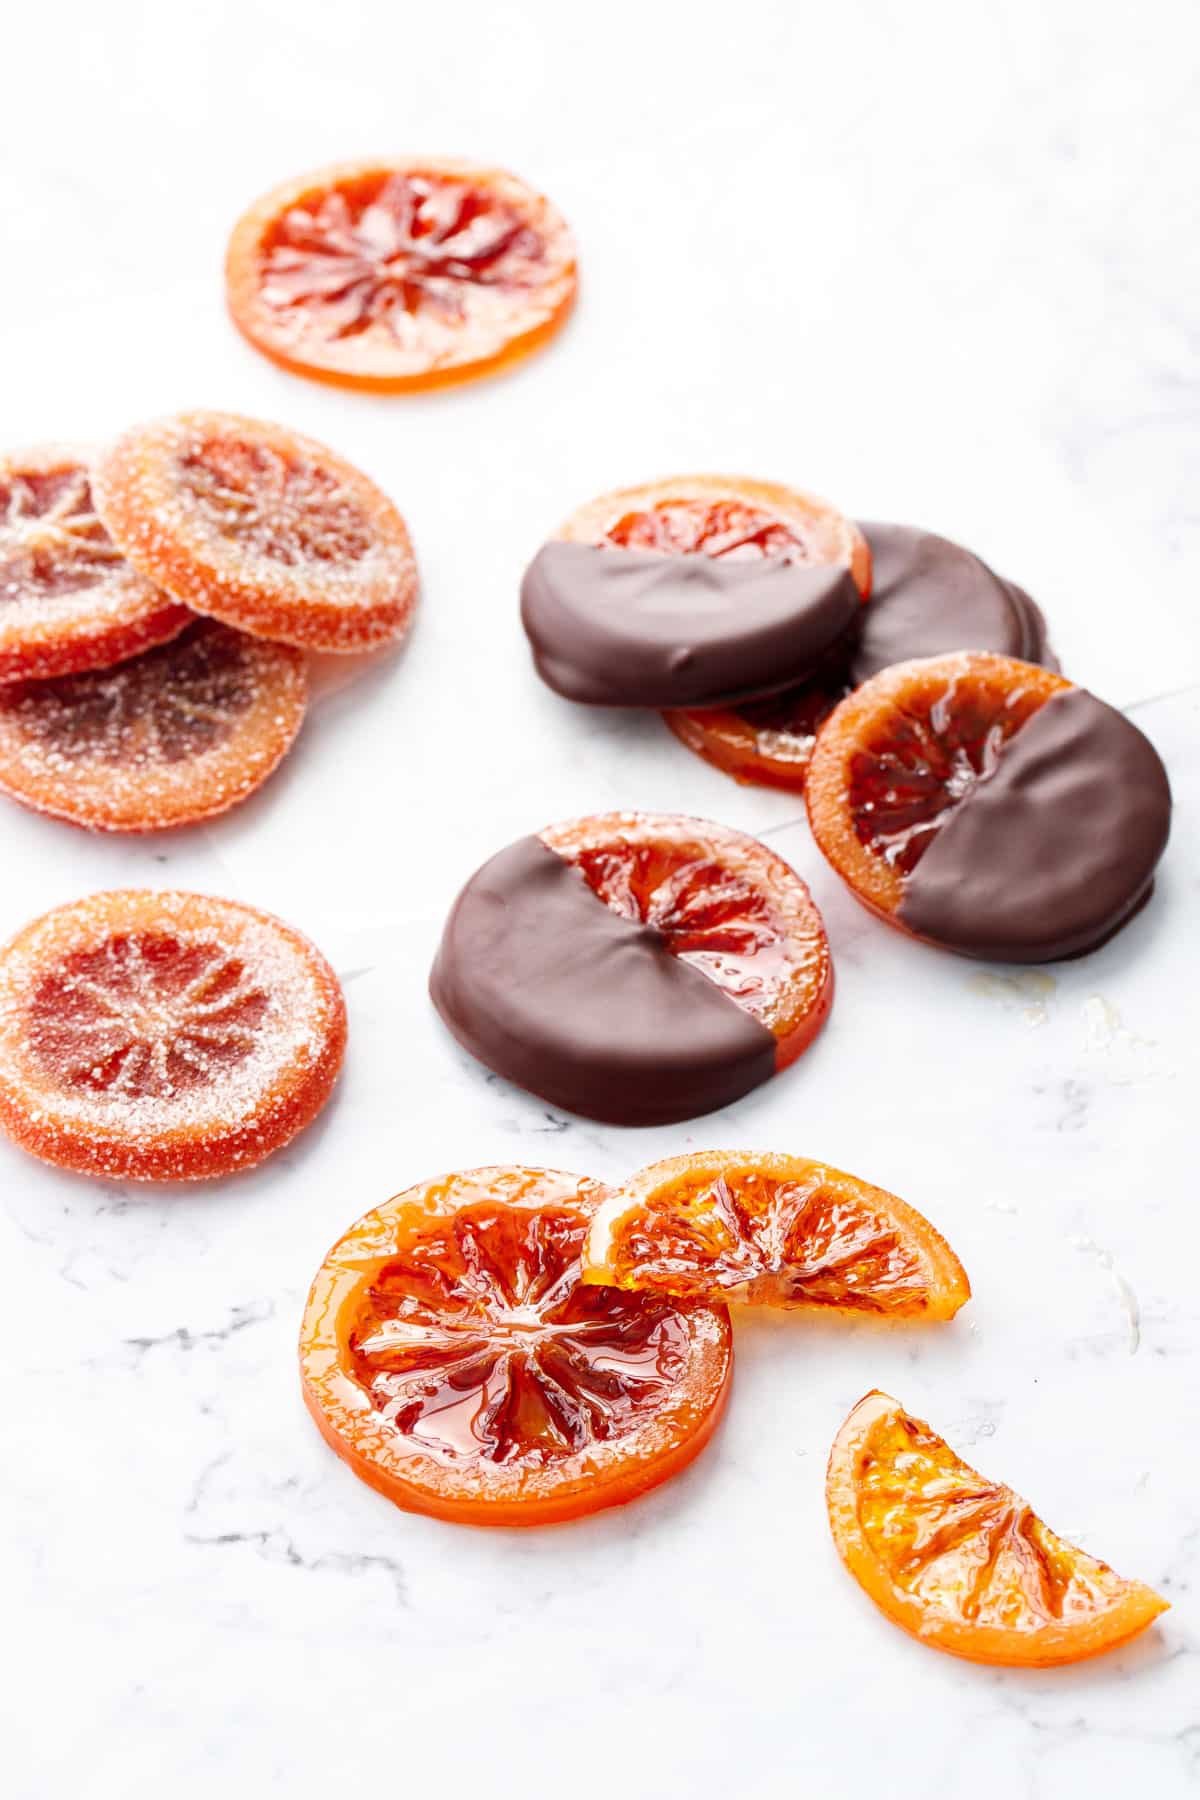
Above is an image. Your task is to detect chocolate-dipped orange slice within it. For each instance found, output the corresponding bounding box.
[430,812,833,1125]
[807,652,1170,962]
[522,475,868,709]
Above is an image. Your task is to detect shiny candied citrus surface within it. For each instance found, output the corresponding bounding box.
[828,1392,1167,1665]
[6,622,256,766]
[346,1198,700,1464]
[179,438,373,564]
[28,932,268,1099]
[259,171,550,342]
[588,1155,968,1316]
[604,498,810,563]
[0,466,123,599]
[543,825,807,1036]
[847,666,1053,874]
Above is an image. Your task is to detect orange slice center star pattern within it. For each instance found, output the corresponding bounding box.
[260,174,549,341]
[346,1201,697,1466]
[28,933,269,1101]
[179,441,373,565]
[1,467,125,601]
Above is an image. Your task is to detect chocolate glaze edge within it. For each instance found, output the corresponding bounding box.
[898,687,1171,962]
[430,834,779,1125]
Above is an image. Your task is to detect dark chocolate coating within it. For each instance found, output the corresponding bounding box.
[521,540,861,707]
[852,523,1054,683]
[899,688,1171,962]
[430,834,777,1125]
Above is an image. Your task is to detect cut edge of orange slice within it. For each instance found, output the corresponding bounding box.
[582,1151,970,1320]
[826,1389,1169,1667]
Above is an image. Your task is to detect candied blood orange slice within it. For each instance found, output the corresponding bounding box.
[583,1151,969,1317]
[0,446,191,684]
[226,159,577,391]
[299,1166,732,1525]
[431,816,832,1125]
[540,813,833,1071]
[0,620,307,832]
[806,652,1171,960]
[826,1390,1168,1666]
[0,890,346,1180]
[93,412,418,654]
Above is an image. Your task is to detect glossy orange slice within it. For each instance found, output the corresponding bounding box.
[806,652,1069,921]
[93,412,418,653]
[0,620,307,832]
[0,446,191,684]
[300,1166,732,1526]
[541,812,833,1071]
[583,1151,969,1316]
[226,159,577,391]
[0,890,346,1180]
[827,1390,1168,1666]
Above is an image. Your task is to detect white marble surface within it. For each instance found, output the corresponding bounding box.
[4,1,1200,1793]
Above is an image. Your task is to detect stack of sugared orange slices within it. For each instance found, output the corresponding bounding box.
[0,414,417,832]
[300,1149,1166,1668]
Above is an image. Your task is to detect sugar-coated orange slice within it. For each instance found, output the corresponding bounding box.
[0,446,191,684]
[583,1151,969,1317]
[93,412,418,653]
[226,159,577,391]
[0,620,307,833]
[300,1166,732,1526]
[0,890,346,1181]
[541,812,833,1072]
[827,1390,1168,1666]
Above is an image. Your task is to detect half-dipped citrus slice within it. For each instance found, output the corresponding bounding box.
[300,1165,732,1525]
[826,1390,1168,1666]
[0,620,306,832]
[583,1151,969,1317]
[93,412,417,653]
[807,653,1171,961]
[523,475,868,710]
[430,812,833,1125]
[0,446,190,684]
[0,890,346,1180]
[226,159,577,391]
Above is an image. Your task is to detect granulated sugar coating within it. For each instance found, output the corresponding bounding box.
[225,159,578,391]
[0,619,307,832]
[0,890,347,1180]
[0,445,192,683]
[93,412,418,653]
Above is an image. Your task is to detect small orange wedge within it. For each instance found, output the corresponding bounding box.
[826,1390,1168,1666]
[583,1151,969,1318]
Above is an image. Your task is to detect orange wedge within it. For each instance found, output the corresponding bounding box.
[583,1151,969,1317]
[826,1390,1168,1666]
